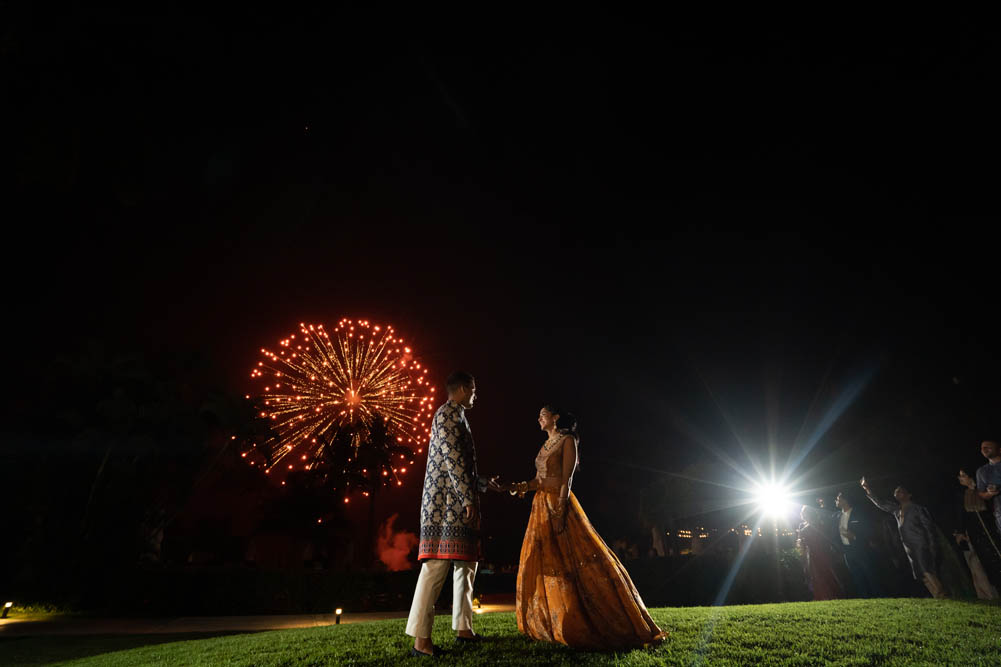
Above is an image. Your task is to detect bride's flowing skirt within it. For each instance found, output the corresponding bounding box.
[515,490,667,649]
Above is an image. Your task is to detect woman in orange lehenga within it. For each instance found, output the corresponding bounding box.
[506,405,667,650]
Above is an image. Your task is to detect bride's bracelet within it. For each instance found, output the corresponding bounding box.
[509,481,529,499]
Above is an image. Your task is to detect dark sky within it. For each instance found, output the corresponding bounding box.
[6,9,998,556]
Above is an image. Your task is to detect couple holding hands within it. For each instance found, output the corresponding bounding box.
[406,371,666,657]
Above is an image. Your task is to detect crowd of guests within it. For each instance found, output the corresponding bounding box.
[797,440,1001,601]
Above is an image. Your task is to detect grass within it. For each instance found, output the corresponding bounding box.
[1,599,999,666]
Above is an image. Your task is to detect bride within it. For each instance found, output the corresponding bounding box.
[504,405,667,649]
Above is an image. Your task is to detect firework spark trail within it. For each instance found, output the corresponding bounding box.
[243,319,435,487]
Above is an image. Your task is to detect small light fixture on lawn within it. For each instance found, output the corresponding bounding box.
[2,602,11,619]
[335,608,343,624]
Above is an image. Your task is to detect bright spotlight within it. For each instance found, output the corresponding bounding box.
[753,483,791,517]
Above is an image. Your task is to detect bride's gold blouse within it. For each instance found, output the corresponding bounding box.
[534,432,577,492]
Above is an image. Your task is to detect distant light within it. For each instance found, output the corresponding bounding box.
[335,607,342,625]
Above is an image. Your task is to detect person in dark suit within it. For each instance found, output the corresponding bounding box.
[834,490,884,598]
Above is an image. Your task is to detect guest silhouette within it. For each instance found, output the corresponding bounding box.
[833,490,883,598]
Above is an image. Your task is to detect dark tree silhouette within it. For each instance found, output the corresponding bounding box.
[305,416,415,566]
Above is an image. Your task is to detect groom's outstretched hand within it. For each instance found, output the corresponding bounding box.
[487,476,505,493]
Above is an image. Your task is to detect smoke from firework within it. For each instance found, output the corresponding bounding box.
[376,513,418,571]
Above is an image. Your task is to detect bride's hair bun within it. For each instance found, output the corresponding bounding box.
[542,404,580,440]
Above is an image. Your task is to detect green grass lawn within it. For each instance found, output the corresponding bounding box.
[2,599,999,666]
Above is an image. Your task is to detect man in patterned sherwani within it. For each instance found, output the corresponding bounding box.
[406,371,501,657]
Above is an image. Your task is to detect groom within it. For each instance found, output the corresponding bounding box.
[406,371,502,657]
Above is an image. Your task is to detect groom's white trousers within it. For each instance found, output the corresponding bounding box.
[405,559,477,638]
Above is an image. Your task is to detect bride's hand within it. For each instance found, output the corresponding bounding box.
[554,513,567,534]
[552,500,568,533]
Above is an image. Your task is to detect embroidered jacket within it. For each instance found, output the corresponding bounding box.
[417,399,487,561]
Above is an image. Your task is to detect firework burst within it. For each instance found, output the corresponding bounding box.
[241,319,434,488]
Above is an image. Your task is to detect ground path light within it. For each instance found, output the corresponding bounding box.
[2,602,11,619]
[335,608,342,624]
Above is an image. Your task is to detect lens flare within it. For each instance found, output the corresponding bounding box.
[752,483,791,517]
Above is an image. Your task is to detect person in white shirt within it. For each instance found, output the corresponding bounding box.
[833,491,883,598]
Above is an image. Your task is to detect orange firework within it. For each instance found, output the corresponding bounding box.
[242,319,434,485]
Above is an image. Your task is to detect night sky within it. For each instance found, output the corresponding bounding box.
[7,9,998,561]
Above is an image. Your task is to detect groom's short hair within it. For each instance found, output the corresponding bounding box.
[445,371,475,393]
